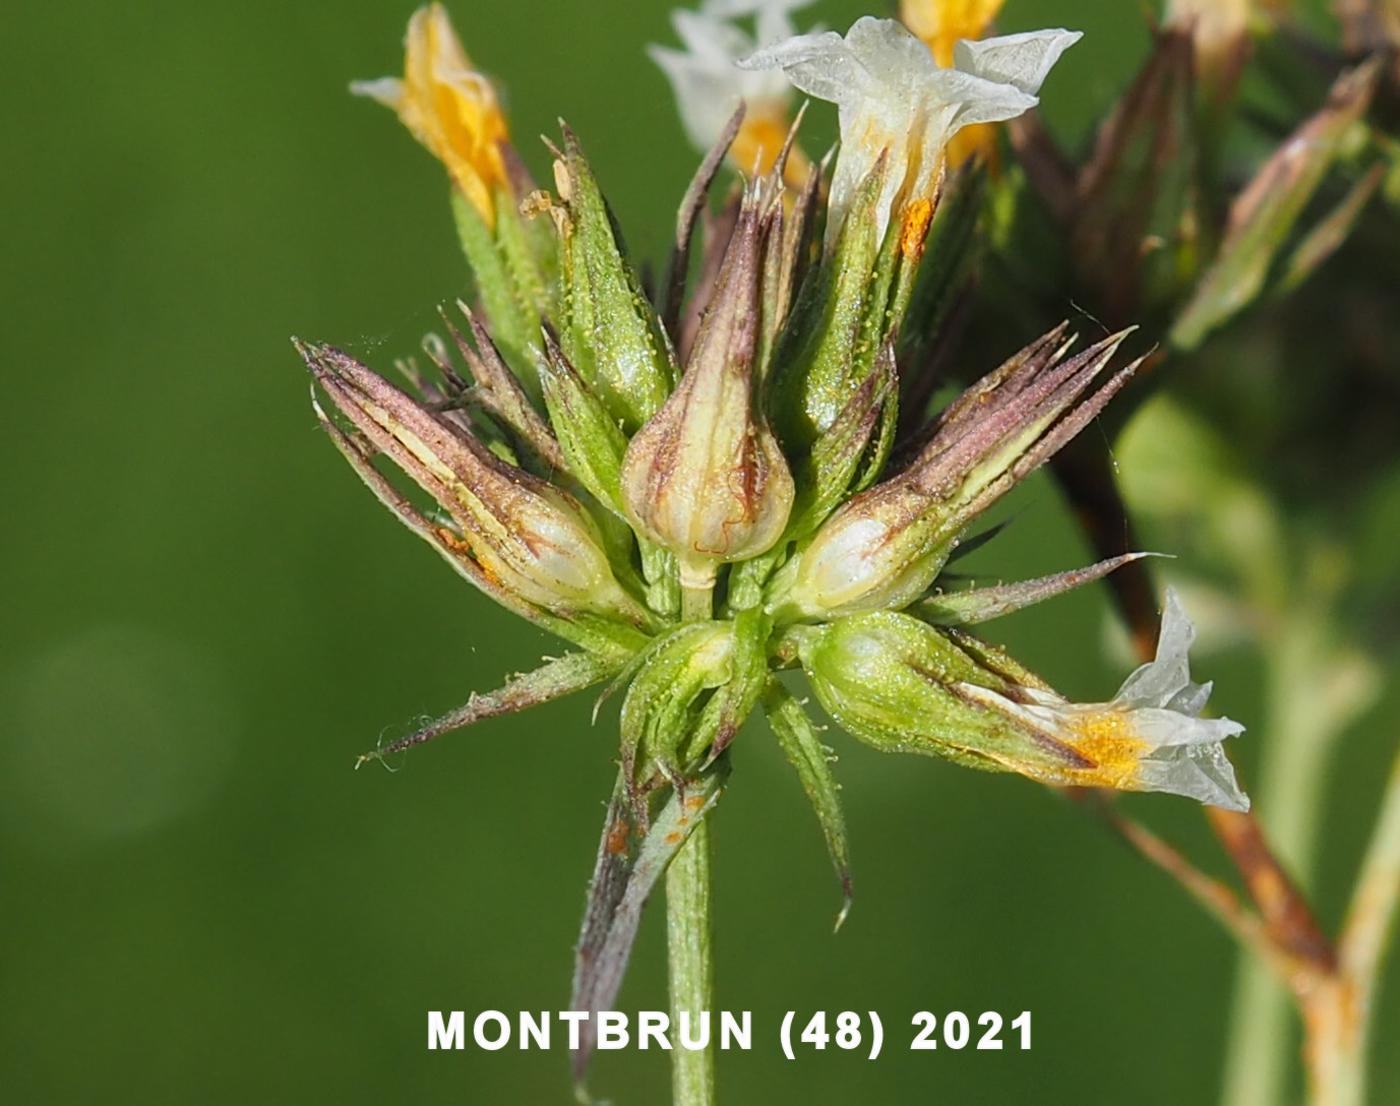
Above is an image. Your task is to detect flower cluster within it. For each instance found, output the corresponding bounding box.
[303,1,1250,1076]
[317,0,1249,827]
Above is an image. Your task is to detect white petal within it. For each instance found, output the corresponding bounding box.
[922,66,1040,132]
[349,77,405,109]
[739,29,871,109]
[1116,587,1197,708]
[648,45,749,155]
[952,29,1083,97]
[1136,742,1251,811]
[1128,707,1244,748]
[673,8,754,64]
[844,16,940,92]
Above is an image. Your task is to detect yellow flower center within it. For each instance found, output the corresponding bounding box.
[1063,709,1149,789]
[899,0,1006,66]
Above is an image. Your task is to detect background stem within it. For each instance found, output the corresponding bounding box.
[667,817,714,1106]
[1220,619,1333,1106]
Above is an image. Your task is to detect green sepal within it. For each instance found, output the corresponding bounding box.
[538,333,630,513]
[912,553,1159,627]
[640,541,681,620]
[757,161,821,383]
[767,160,887,450]
[762,679,852,930]
[493,185,558,325]
[555,127,675,432]
[790,342,896,540]
[901,167,984,353]
[800,612,1073,777]
[358,649,625,764]
[452,189,542,395]
[692,607,771,765]
[619,622,733,794]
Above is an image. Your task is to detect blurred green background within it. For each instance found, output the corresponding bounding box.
[3,1,1397,1103]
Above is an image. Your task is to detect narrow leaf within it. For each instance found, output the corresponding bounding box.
[763,680,852,930]
[661,105,744,335]
[452,190,541,387]
[1276,163,1385,296]
[913,553,1164,626]
[356,650,623,764]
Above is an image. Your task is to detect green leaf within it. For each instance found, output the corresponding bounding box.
[913,553,1163,626]
[1275,162,1385,296]
[356,650,625,764]
[763,680,852,930]
[451,190,541,393]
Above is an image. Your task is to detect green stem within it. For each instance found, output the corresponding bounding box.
[667,817,714,1106]
[682,583,713,622]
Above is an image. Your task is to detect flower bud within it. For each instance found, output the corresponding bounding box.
[551,127,675,432]
[801,594,1249,809]
[776,327,1140,619]
[302,341,647,625]
[620,194,795,590]
[775,479,955,619]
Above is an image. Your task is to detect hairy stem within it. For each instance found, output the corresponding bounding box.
[667,817,714,1106]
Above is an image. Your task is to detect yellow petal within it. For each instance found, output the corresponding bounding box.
[900,0,1006,65]
[945,121,998,169]
[362,4,510,226]
[730,110,811,189]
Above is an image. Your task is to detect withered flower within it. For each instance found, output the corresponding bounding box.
[351,3,510,226]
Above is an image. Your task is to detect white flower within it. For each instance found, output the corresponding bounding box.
[959,588,1250,810]
[741,16,1080,242]
[648,1,814,162]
